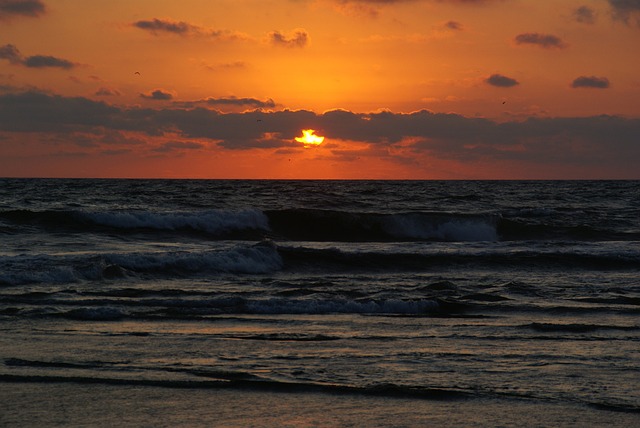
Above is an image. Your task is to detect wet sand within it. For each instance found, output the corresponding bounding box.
[2,382,637,427]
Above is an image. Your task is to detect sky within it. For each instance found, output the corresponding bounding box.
[1,0,639,179]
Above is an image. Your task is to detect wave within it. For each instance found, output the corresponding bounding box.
[2,240,639,287]
[0,242,282,286]
[2,207,637,242]
[277,245,640,272]
[0,373,473,402]
[2,372,638,413]
[1,290,452,318]
[266,209,499,242]
[0,208,270,239]
[221,333,341,341]
[14,297,443,319]
[523,322,640,333]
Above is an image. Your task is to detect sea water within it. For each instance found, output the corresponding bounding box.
[1,179,639,426]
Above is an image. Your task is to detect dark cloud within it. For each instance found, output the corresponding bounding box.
[23,55,74,69]
[217,134,297,150]
[0,44,76,69]
[514,33,567,49]
[0,44,22,64]
[95,87,122,97]
[175,97,276,110]
[0,90,121,133]
[0,0,45,20]
[101,149,132,156]
[153,141,205,153]
[574,5,596,24]
[269,29,309,48]
[1,89,638,175]
[133,18,197,36]
[571,76,610,89]
[140,89,173,101]
[608,0,640,25]
[132,18,247,40]
[485,74,519,87]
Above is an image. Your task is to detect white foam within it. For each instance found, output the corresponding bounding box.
[0,243,282,285]
[383,214,498,241]
[0,255,82,285]
[106,243,283,275]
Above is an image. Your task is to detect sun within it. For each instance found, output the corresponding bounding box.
[295,129,324,147]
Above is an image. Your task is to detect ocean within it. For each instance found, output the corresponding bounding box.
[1,179,639,427]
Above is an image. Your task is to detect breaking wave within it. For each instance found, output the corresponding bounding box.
[2,207,636,242]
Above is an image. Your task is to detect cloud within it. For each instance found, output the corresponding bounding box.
[175,96,276,110]
[334,0,497,5]
[140,89,174,101]
[444,20,463,30]
[132,18,249,41]
[574,5,596,24]
[23,55,74,69]
[1,89,639,176]
[433,0,501,3]
[0,90,120,133]
[571,76,610,88]
[133,18,199,36]
[0,44,22,64]
[0,44,76,69]
[608,0,640,25]
[203,61,247,72]
[514,33,567,49]
[95,87,122,97]
[485,74,519,87]
[153,141,205,153]
[0,0,45,20]
[330,0,497,17]
[269,28,309,48]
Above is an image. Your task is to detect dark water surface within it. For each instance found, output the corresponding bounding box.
[1,179,639,425]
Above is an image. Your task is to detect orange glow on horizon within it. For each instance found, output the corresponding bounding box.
[295,129,325,147]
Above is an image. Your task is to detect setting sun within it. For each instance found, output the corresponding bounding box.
[295,129,325,147]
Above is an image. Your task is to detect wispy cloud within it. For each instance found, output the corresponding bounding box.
[95,87,122,97]
[514,33,567,49]
[132,18,249,41]
[175,97,276,110]
[329,0,499,17]
[443,20,464,31]
[203,61,247,72]
[574,5,596,24]
[140,89,174,100]
[269,28,309,48]
[0,44,75,69]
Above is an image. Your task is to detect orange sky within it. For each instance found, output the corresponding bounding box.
[1,0,639,179]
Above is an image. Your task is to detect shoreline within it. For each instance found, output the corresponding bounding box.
[2,382,638,427]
